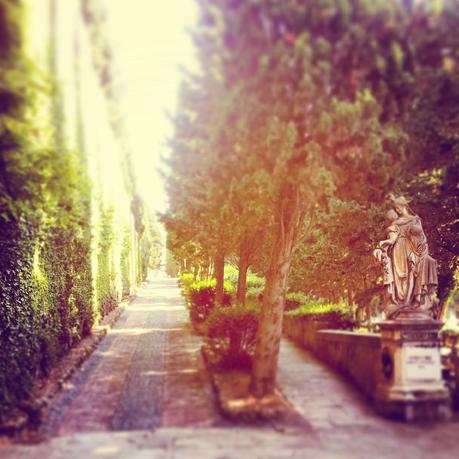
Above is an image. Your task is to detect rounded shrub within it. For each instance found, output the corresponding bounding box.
[204,303,259,370]
[188,279,234,323]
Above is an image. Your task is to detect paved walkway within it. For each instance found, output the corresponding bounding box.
[2,277,459,458]
[35,278,220,437]
[278,340,459,458]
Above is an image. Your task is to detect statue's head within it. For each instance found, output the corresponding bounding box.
[389,194,409,216]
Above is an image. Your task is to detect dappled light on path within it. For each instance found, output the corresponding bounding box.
[109,327,185,336]
[125,305,186,312]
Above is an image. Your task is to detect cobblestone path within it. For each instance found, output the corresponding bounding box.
[38,278,221,437]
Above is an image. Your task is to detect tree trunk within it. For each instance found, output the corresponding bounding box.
[184,258,191,272]
[236,239,251,304]
[214,252,225,306]
[251,185,304,397]
[202,260,210,280]
[209,260,214,279]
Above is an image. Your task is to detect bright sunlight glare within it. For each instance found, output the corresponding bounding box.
[102,0,198,214]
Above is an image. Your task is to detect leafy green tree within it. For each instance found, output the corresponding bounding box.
[289,0,459,316]
[210,0,406,396]
[163,50,238,304]
[166,0,458,397]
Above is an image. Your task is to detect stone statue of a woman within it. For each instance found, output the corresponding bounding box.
[374,195,438,319]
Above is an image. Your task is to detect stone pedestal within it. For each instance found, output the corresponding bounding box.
[375,319,451,421]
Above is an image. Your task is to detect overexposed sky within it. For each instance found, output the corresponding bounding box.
[102,0,198,214]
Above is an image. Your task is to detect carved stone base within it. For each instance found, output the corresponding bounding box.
[374,319,451,421]
[386,304,433,320]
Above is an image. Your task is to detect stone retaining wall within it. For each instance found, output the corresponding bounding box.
[283,315,381,399]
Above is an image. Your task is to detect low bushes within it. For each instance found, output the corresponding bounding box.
[285,292,316,311]
[246,273,265,289]
[223,266,239,285]
[245,276,265,301]
[187,279,234,323]
[225,268,265,301]
[178,272,195,305]
[179,272,194,289]
[285,301,356,329]
[246,285,264,300]
[181,272,356,370]
[204,302,259,370]
[245,288,324,313]
[180,271,260,370]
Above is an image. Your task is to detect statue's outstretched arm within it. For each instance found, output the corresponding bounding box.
[379,227,398,248]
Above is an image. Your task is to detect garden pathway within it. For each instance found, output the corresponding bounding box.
[36,277,221,437]
[2,277,459,458]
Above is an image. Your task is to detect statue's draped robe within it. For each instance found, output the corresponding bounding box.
[388,215,438,308]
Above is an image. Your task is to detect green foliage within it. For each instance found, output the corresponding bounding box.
[137,213,163,282]
[146,217,163,270]
[179,272,194,289]
[285,292,314,311]
[247,273,265,289]
[0,0,94,422]
[0,149,94,423]
[120,227,131,297]
[406,165,459,314]
[96,205,117,316]
[244,276,266,299]
[188,279,234,323]
[283,0,459,310]
[165,0,459,325]
[223,267,265,287]
[204,303,259,370]
[223,265,239,285]
[246,285,264,300]
[285,300,356,329]
[289,199,384,308]
[0,219,39,418]
[139,233,150,282]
